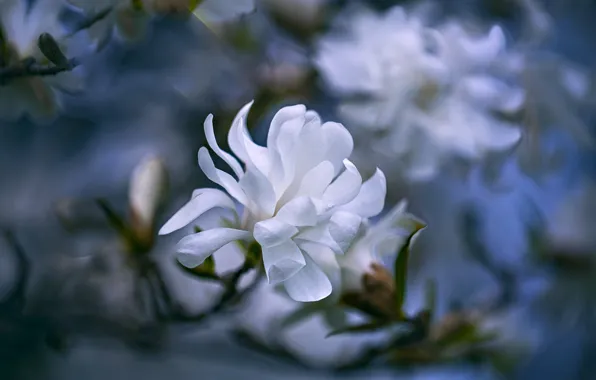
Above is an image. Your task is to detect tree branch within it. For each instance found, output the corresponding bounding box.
[0,58,78,85]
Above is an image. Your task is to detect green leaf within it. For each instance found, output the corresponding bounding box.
[326,321,392,338]
[96,198,133,240]
[37,33,69,66]
[394,225,426,316]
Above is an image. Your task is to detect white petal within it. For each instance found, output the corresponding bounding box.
[328,211,362,253]
[321,122,354,174]
[283,251,332,302]
[204,114,244,178]
[322,159,362,206]
[268,107,306,196]
[461,75,525,113]
[237,116,271,175]
[275,196,318,227]
[294,161,335,199]
[159,188,236,235]
[300,242,342,303]
[295,224,342,255]
[198,147,249,206]
[227,102,271,176]
[340,169,387,218]
[254,219,299,247]
[267,104,306,152]
[262,240,306,284]
[176,228,251,268]
[227,101,254,163]
[238,164,277,217]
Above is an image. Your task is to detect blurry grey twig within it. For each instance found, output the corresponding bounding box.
[334,312,430,372]
[1,229,30,306]
[231,329,311,369]
[460,204,517,311]
[65,7,113,38]
[168,259,259,324]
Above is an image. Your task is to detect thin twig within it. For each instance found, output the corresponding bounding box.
[334,314,429,372]
[169,259,258,323]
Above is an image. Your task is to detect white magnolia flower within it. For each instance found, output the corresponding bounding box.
[159,101,387,302]
[314,6,523,181]
[67,0,255,46]
[0,0,82,122]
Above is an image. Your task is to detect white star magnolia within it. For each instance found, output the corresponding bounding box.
[159,101,387,302]
[314,6,524,181]
[0,0,82,122]
[66,0,255,46]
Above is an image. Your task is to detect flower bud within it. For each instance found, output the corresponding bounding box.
[261,0,327,32]
[128,156,168,244]
[341,262,399,320]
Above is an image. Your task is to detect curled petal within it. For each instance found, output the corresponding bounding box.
[176,228,251,268]
[204,114,244,178]
[227,101,254,163]
[198,147,249,206]
[283,251,333,302]
[159,188,236,235]
[340,168,387,218]
[321,122,354,174]
[294,161,335,199]
[322,159,362,206]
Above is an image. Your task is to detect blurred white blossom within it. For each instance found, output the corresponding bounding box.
[547,180,596,254]
[159,101,387,302]
[0,0,83,122]
[314,6,523,182]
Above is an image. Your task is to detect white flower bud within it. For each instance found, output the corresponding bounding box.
[129,155,168,239]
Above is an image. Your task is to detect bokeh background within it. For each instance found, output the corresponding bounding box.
[1,0,595,379]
